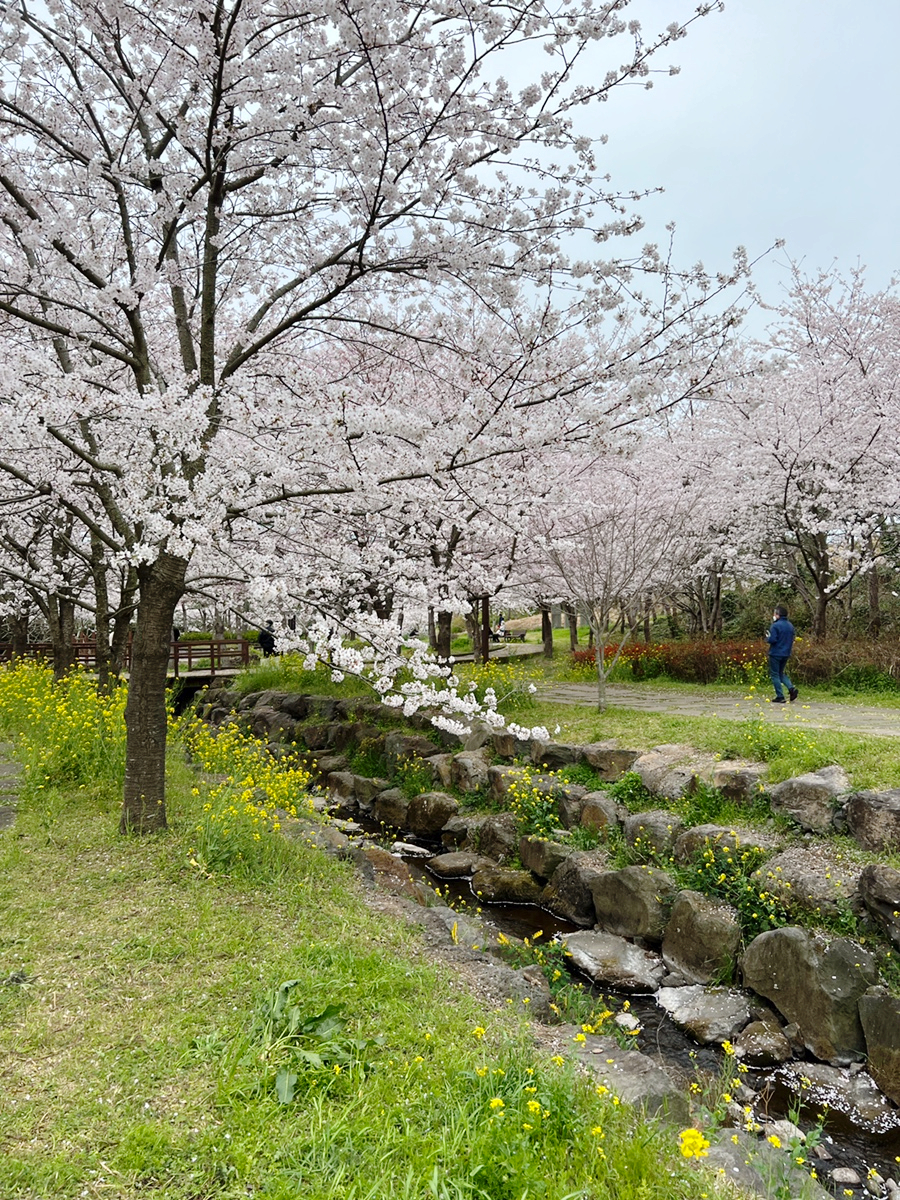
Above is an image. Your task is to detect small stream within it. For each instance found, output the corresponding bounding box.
[329,798,900,1190]
[399,848,900,1190]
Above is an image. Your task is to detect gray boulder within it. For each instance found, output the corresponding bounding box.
[705,1131,831,1200]
[327,720,381,753]
[281,816,351,857]
[753,846,862,918]
[858,863,900,949]
[565,1029,688,1122]
[427,851,497,878]
[542,850,608,927]
[299,721,334,751]
[662,890,741,984]
[580,743,640,781]
[712,762,767,805]
[425,905,497,951]
[769,766,849,833]
[557,790,586,829]
[501,964,553,1020]
[372,789,409,828]
[449,749,492,794]
[248,705,298,741]
[491,730,533,760]
[440,813,489,851]
[530,740,582,770]
[846,788,900,852]
[631,745,692,793]
[276,693,309,719]
[383,730,441,772]
[326,770,357,803]
[656,985,751,1045]
[239,688,289,711]
[478,812,519,863]
[859,988,900,1107]
[735,1020,793,1067]
[471,867,545,906]
[425,753,454,789]
[462,720,495,751]
[623,809,685,859]
[672,823,777,865]
[519,836,571,882]
[349,774,389,805]
[306,753,349,779]
[579,791,620,834]
[406,791,459,836]
[741,926,879,1062]
[631,744,718,800]
[487,764,528,803]
[591,866,676,944]
[562,930,665,992]
[353,845,430,902]
[779,1059,900,1132]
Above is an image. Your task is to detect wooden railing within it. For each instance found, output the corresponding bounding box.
[0,638,251,678]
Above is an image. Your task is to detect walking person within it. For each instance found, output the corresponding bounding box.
[766,604,798,704]
[257,621,277,657]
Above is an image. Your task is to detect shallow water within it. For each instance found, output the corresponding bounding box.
[410,853,900,1189]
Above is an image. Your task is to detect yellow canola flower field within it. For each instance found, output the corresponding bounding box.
[0,662,317,878]
[175,714,315,875]
[0,660,126,788]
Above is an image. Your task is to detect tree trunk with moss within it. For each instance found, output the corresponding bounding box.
[120,552,187,834]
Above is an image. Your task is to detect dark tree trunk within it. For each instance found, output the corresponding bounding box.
[8,612,28,659]
[812,592,829,641]
[435,610,453,661]
[480,595,490,665]
[427,606,437,651]
[370,587,393,621]
[121,552,187,834]
[48,594,76,679]
[111,566,138,677]
[463,601,478,646]
[867,559,882,639]
[710,573,723,636]
[564,602,578,650]
[91,535,112,692]
[540,603,553,659]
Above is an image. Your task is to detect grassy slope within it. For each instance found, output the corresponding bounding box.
[0,757,721,1200]
[523,699,900,790]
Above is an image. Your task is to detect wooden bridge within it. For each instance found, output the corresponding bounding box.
[0,638,252,680]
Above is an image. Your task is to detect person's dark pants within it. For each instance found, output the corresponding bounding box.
[769,655,793,700]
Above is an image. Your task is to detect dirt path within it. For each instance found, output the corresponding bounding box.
[540,682,900,739]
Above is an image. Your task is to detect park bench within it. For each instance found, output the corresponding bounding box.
[499,630,527,642]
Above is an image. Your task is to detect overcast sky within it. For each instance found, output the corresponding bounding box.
[581,0,900,331]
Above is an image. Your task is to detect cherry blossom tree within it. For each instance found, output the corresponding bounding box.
[0,0,746,832]
[519,449,703,707]
[693,270,900,638]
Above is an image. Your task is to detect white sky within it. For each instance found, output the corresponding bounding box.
[581,0,900,330]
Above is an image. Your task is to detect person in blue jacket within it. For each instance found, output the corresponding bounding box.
[766,605,797,704]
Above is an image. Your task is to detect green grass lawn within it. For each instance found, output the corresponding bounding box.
[518,698,900,790]
[0,754,724,1200]
[0,657,877,1199]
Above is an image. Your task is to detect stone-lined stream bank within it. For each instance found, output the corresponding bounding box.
[196,685,900,1198]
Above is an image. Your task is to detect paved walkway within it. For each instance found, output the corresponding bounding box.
[540,683,900,739]
[0,744,21,830]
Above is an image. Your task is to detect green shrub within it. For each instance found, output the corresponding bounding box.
[395,755,436,799]
[503,766,560,838]
[569,636,900,694]
[606,771,653,812]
